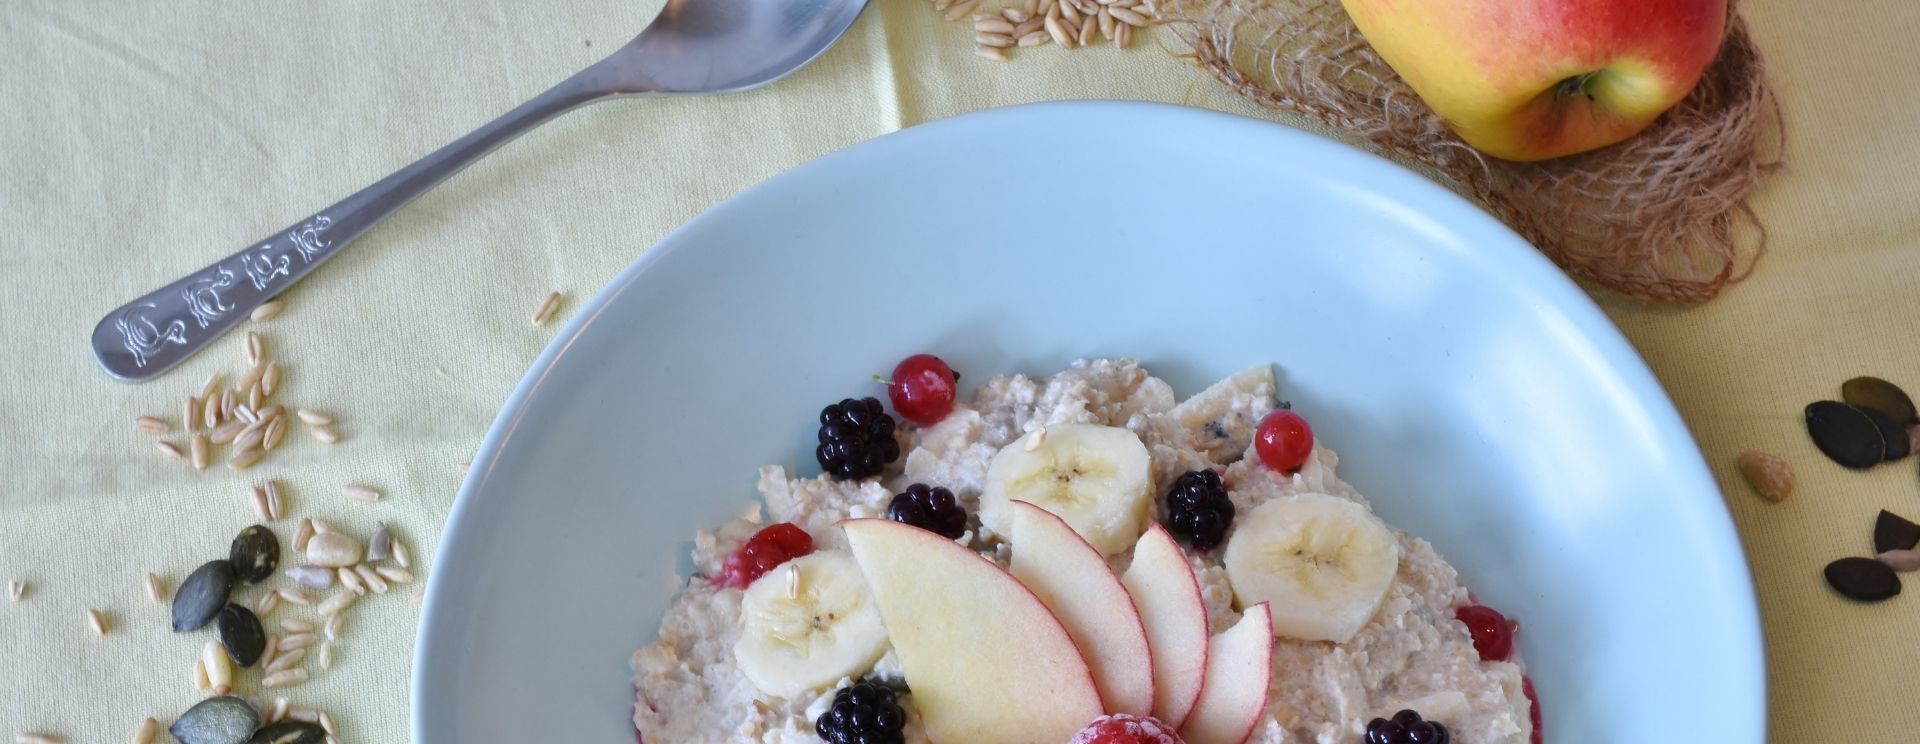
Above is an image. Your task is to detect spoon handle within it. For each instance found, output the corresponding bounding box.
[91,60,626,381]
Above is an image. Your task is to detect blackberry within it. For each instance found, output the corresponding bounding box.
[887,484,968,539]
[1364,709,1450,744]
[1163,469,1233,551]
[815,679,907,744]
[816,397,901,481]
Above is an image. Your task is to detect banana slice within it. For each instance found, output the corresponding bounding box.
[734,550,890,697]
[979,423,1153,557]
[1222,493,1400,643]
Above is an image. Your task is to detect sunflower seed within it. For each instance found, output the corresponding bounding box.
[203,640,234,694]
[252,300,284,322]
[145,572,167,603]
[285,709,318,724]
[342,484,381,503]
[265,647,305,674]
[173,560,236,631]
[307,532,361,568]
[355,564,389,594]
[244,332,263,367]
[199,373,224,403]
[1736,450,1793,503]
[156,440,186,460]
[247,721,325,744]
[268,698,290,727]
[392,539,413,569]
[309,425,339,444]
[1805,401,1884,469]
[253,590,280,617]
[1825,556,1901,602]
[262,362,282,397]
[6,580,21,602]
[265,480,284,520]
[87,608,109,635]
[292,518,315,552]
[136,416,171,435]
[944,0,979,21]
[135,717,159,744]
[230,526,280,584]
[315,591,355,617]
[337,567,365,596]
[16,733,60,744]
[323,611,345,641]
[530,291,564,326]
[210,421,245,445]
[171,695,257,744]
[218,604,266,667]
[285,565,334,590]
[974,16,1014,32]
[192,658,209,690]
[309,517,336,535]
[274,587,314,606]
[263,417,287,452]
[261,668,309,689]
[1876,510,1920,554]
[317,712,335,736]
[228,449,264,471]
[277,619,313,634]
[374,566,414,584]
[296,409,333,426]
[278,633,317,651]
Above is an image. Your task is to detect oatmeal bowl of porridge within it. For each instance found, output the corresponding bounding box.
[412,102,1763,744]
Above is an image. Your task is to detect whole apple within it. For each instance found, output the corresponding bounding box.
[1339,0,1727,161]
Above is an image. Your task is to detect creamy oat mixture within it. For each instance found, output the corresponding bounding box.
[632,359,1532,743]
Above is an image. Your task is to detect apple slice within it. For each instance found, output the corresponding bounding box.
[1119,524,1210,728]
[1179,603,1274,744]
[1009,500,1156,716]
[841,518,1103,743]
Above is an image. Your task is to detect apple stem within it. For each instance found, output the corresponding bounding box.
[1556,72,1601,102]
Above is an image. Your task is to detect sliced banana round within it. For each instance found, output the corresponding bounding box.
[734,550,890,697]
[1223,493,1400,643]
[979,423,1153,557]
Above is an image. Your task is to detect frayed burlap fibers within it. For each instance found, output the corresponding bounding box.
[1161,0,1784,304]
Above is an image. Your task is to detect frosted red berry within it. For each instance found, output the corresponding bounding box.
[1068,714,1186,744]
[1454,604,1514,662]
[714,523,814,589]
[887,354,959,426]
[1255,408,1314,472]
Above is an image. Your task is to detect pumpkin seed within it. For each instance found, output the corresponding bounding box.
[217,604,267,667]
[168,696,259,744]
[1874,509,1920,554]
[172,560,236,632]
[1841,376,1918,426]
[245,722,326,744]
[1858,406,1911,462]
[1804,401,1884,469]
[229,526,280,584]
[1824,556,1901,602]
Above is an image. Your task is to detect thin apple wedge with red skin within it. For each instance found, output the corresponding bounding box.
[1119,523,1210,728]
[1180,603,1274,744]
[840,518,1103,744]
[1009,500,1156,716]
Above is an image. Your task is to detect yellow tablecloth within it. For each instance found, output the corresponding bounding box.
[2,0,1915,740]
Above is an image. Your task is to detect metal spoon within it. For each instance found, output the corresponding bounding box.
[92,0,869,381]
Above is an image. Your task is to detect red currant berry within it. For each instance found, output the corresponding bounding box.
[887,354,959,426]
[1254,408,1314,472]
[714,523,815,588]
[1522,675,1542,744]
[1455,604,1514,662]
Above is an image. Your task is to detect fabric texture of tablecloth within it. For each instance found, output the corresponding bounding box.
[2,0,1916,740]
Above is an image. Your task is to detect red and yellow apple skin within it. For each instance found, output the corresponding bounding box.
[1339,0,1727,161]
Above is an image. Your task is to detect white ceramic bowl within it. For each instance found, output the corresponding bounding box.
[413,101,1764,743]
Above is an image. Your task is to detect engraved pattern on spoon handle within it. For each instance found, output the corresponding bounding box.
[91,58,628,381]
